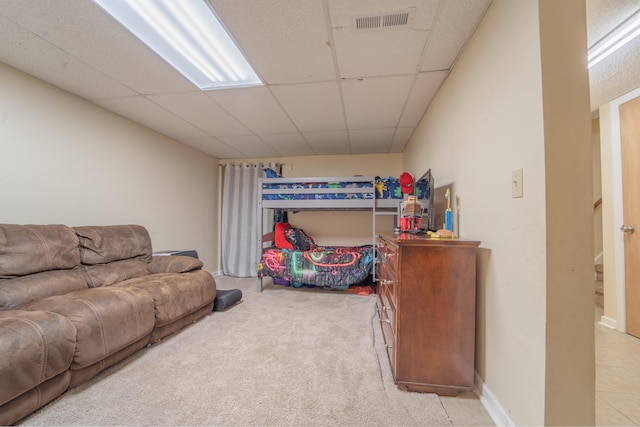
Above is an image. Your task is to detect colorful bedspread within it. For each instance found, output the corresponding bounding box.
[258,245,374,289]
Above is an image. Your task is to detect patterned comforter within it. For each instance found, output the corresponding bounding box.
[258,245,374,289]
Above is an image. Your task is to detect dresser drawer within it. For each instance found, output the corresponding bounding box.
[380,313,396,375]
[377,238,398,275]
[376,237,398,303]
[378,284,396,331]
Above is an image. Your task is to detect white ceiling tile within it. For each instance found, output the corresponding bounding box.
[332,30,428,78]
[260,134,314,157]
[399,70,448,127]
[94,96,208,139]
[349,128,395,154]
[207,87,298,134]
[420,0,491,71]
[179,137,244,159]
[209,0,336,84]
[589,35,640,110]
[147,93,251,136]
[303,131,351,155]
[327,0,439,79]
[586,0,640,46]
[326,0,440,78]
[390,127,416,152]
[218,135,280,158]
[271,82,346,132]
[341,75,414,129]
[0,14,136,100]
[0,0,196,94]
[326,0,439,29]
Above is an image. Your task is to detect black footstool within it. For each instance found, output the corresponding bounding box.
[213,289,242,311]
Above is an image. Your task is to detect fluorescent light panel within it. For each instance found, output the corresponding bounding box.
[93,0,262,90]
[588,10,640,68]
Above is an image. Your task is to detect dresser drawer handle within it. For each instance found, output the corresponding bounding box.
[385,344,393,349]
[381,319,391,324]
[380,279,393,285]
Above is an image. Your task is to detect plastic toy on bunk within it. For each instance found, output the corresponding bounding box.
[400,196,424,233]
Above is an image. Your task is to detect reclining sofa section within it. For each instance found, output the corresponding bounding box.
[0,224,217,425]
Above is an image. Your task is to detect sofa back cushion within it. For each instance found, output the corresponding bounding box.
[0,270,88,310]
[148,256,203,274]
[74,225,152,265]
[78,260,150,288]
[0,224,80,278]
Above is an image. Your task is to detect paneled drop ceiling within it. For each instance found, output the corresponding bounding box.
[1,0,639,159]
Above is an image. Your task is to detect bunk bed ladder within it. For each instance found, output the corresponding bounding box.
[371,177,377,284]
[257,177,264,293]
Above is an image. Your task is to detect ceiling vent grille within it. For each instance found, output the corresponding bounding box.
[351,10,414,32]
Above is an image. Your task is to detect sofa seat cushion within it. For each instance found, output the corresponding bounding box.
[22,287,155,370]
[0,310,76,407]
[0,224,80,278]
[0,269,88,311]
[117,270,216,327]
[74,225,152,265]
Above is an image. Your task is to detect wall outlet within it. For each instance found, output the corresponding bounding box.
[512,168,523,198]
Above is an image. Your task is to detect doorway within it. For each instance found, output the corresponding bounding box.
[600,86,640,335]
[620,95,640,338]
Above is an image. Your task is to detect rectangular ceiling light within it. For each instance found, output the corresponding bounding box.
[93,0,262,90]
[588,10,640,68]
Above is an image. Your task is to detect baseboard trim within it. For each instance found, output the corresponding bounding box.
[211,270,224,276]
[475,371,514,427]
[598,315,617,330]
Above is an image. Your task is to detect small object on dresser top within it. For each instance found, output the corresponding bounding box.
[427,229,458,239]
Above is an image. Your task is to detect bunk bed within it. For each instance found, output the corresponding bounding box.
[256,172,434,292]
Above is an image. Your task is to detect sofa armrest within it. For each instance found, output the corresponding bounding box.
[148,256,203,274]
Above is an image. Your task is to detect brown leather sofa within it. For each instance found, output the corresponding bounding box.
[0,224,217,425]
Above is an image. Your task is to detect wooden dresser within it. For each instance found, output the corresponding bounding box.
[375,231,480,396]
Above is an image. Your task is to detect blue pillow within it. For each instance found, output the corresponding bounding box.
[264,168,281,178]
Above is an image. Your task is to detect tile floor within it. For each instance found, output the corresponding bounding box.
[440,306,640,426]
[595,307,640,426]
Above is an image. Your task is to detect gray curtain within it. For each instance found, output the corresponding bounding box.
[221,162,278,277]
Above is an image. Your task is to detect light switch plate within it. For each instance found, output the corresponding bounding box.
[512,168,523,198]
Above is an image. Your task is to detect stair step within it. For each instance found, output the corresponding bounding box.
[595,280,604,308]
[595,263,604,282]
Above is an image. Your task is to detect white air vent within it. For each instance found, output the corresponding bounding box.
[351,9,414,32]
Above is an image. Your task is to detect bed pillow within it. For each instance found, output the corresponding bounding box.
[264,168,282,178]
[284,228,315,251]
[274,222,294,250]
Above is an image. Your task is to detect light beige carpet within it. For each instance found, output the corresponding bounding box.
[19,276,451,426]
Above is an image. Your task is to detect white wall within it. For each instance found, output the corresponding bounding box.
[403,0,593,425]
[0,63,220,270]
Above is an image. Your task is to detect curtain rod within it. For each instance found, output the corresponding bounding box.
[218,162,282,167]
